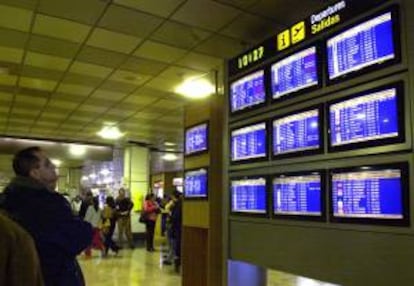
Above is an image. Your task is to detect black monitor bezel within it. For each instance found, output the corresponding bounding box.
[184,121,209,157]
[183,167,209,200]
[229,175,269,217]
[271,104,324,159]
[270,170,326,222]
[228,67,269,116]
[230,120,269,164]
[327,81,405,153]
[270,43,323,103]
[328,162,410,226]
[324,5,401,85]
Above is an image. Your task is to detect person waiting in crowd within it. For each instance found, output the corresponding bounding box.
[0,146,92,286]
[71,195,82,216]
[116,188,134,248]
[143,193,160,252]
[84,196,105,258]
[170,190,183,272]
[0,211,43,286]
[102,196,120,256]
[162,194,176,264]
[78,191,93,219]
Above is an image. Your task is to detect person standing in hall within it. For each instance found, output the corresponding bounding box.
[102,196,120,255]
[116,188,134,248]
[0,146,92,286]
[170,190,183,272]
[84,196,105,258]
[143,193,160,252]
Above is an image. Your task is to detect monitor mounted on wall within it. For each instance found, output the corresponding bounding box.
[230,176,268,216]
[329,162,409,226]
[327,82,405,152]
[184,167,208,200]
[185,121,209,156]
[230,69,267,114]
[326,7,400,83]
[271,45,320,101]
[272,170,325,221]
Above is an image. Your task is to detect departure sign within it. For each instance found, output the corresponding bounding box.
[185,122,208,155]
[273,173,322,216]
[184,168,208,199]
[231,122,267,162]
[331,168,403,219]
[271,46,318,99]
[231,177,267,214]
[329,87,399,147]
[327,11,396,80]
[230,70,266,113]
[273,109,320,156]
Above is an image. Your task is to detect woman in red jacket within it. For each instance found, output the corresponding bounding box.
[143,193,160,252]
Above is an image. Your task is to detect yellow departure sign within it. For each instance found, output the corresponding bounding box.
[277,29,290,51]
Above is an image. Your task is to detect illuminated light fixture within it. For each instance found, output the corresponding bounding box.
[164,142,176,147]
[162,153,178,161]
[69,144,86,156]
[175,77,215,99]
[100,168,110,176]
[97,125,124,140]
[89,173,97,179]
[81,176,89,181]
[51,159,62,167]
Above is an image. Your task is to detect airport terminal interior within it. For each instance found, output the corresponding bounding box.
[1,0,414,285]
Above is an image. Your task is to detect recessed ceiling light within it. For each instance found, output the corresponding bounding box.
[164,142,176,146]
[162,153,178,161]
[51,159,62,167]
[175,77,215,99]
[69,144,86,156]
[97,125,124,140]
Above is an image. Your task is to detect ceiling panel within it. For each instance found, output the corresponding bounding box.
[0,27,28,49]
[77,46,127,68]
[21,65,63,81]
[0,4,32,32]
[33,14,91,43]
[87,28,142,54]
[28,35,80,59]
[0,46,24,63]
[25,51,71,71]
[69,61,113,78]
[38,0,107,25]
[214,0,258,10]
[121,56,168,75]
[62,73,102,87]
[56,83,94,96]
[172,0,239,32]
[0,0,37,10]
[100,80,137,93]
[151,20,212,49]
[134,40,187,64]
[19,77,57,91]
[176,52,223,71]
[99,4,163,38]
[113,0,185,18]
[109,70,151,86]
[195,34,248,58]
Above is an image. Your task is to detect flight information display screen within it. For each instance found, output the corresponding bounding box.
[230,70,266,113]
[271,46,318,99]
[231,177,267,214]
[273,109,320,156]
[185,122,208,155]
[329,87,400,148]
[184,168,208,199]
[331,167,404,219]
[273,173,322,216]
[231,122,267,162]
[327,11,396,80]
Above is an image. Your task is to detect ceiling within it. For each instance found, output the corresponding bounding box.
[0,0,328,171]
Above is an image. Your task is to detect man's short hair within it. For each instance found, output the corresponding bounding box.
[12,146,42,177]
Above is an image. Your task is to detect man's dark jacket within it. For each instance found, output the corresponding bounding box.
[0,176,93,286]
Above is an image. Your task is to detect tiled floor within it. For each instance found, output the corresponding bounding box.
[78,241,338,286]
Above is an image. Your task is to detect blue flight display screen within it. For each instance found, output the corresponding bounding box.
[327,12,395,80]
[185,123,208,155]
[231,122,267,162]
[273,109,320,155]
[271,46,318,99]
[273,174,322,216]
[329,88,399,147]
[184,168,208,198]
[332,168,403,219]
[230,70,266,112]
[231,177,267,213]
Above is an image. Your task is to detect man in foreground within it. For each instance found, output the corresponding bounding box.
[0,146,93,286]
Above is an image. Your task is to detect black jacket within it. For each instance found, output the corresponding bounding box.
[1,176,93,286]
